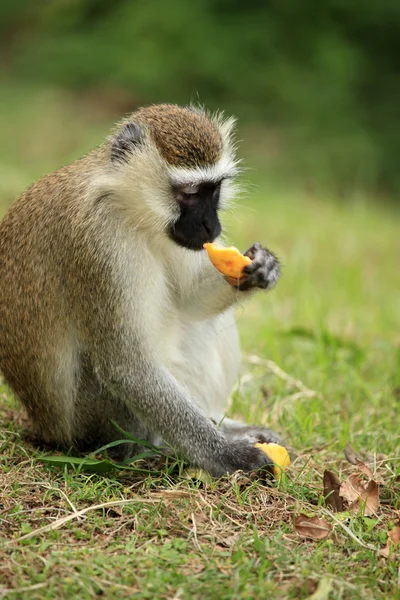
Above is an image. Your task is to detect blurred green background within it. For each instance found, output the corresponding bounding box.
[1,6,400,597]
[1,0,400,198]
[0,0,398,437]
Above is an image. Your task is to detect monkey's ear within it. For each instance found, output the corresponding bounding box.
[111,122,144,164]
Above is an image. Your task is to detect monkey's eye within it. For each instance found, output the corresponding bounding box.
[173,184,200,203]
[181,184,199,195]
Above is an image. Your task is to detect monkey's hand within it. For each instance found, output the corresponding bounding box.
[231,243,280,292]
[184,242,279,319]
[207,437,277,477]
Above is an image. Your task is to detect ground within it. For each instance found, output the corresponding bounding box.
[1,86,399,600]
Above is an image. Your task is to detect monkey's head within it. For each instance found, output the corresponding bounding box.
[107,104,240,250]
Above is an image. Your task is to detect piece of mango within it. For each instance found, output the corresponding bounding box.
[203,242,251,279]
[255,442,291,479]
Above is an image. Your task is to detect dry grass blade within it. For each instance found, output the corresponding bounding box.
[323,470,343,513]
[6,497,159,545]
[294,514,333,540]
[0,582,47,597]
[321,508,378,550]
[355,458,374,480]
[244,355,320,397]
[160,489,192,499]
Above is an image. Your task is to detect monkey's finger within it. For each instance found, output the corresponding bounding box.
[243,242,262,261]
[224,274,247,288]
[243,257,265,274]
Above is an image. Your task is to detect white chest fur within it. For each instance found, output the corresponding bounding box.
[143,239,241,422]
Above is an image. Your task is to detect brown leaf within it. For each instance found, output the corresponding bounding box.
[378,525,400,559]
[107,506,123,517]
[353,480,379,516]
[305,576,333,600]
[389,525,400,544]
[294,514,333,540]
[378,546,390,559]
[340,474,365,503]
[344,442,363,465]
[183,468,213,484]
[340,474,379,516]
[218,533,240,548]
[179,562,206,576]
[323,470,343,513]
[355,458,374,480]
[188,512,209,526]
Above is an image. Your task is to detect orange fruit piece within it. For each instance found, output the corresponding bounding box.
[255,442,291,479]
[203,243,251,279]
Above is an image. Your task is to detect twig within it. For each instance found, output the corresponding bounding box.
[6,497,159,545]
[284,390,319,402]
[321,508,377,551]
[93,578,139,592]
[0,583,47,597]
[16,481,82,520]
[41,483,82,519]
[244,355,320,397]
[190,511,202,552]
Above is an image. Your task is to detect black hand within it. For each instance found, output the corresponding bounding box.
[214,438,276,477]
[238,243,280,291]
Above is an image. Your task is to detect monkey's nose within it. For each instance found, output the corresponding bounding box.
[202,218,221,242]
[202,222,213,236]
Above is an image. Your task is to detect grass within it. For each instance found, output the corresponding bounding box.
[1,84,400,599]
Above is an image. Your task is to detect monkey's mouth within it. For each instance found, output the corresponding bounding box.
[168,223,221,251]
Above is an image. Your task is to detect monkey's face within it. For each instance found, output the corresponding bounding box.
[168,181,222,251]
[109,105,240,244]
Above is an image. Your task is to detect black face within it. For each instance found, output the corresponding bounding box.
[169,181,222,251]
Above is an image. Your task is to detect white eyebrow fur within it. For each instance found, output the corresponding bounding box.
[168,155,241,186]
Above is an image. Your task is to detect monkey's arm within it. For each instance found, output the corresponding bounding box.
[86,327,273,476]
[183,243,280,319]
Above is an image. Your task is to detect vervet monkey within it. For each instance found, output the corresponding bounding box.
[0,104,282,477]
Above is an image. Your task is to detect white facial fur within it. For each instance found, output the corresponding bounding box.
[87,112,241,238]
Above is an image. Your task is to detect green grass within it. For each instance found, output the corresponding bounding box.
[1,85,400,600]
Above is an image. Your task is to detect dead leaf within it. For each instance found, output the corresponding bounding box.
[353,480,379,516]
[294,514,333,540]
[378,525,400,559]
[379,547,391,559]
[218,533,240,548]
[183,468,213,484]
[179,562,206,576]
[305,576,333,600]
[389,526,400,544]
[188,512,209,526]
[355,458,374,480]
[340,474,379,516]
[323,470,343,512]
[344,442,363,465]
[107,506,123,517]
[340,474,365,503]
